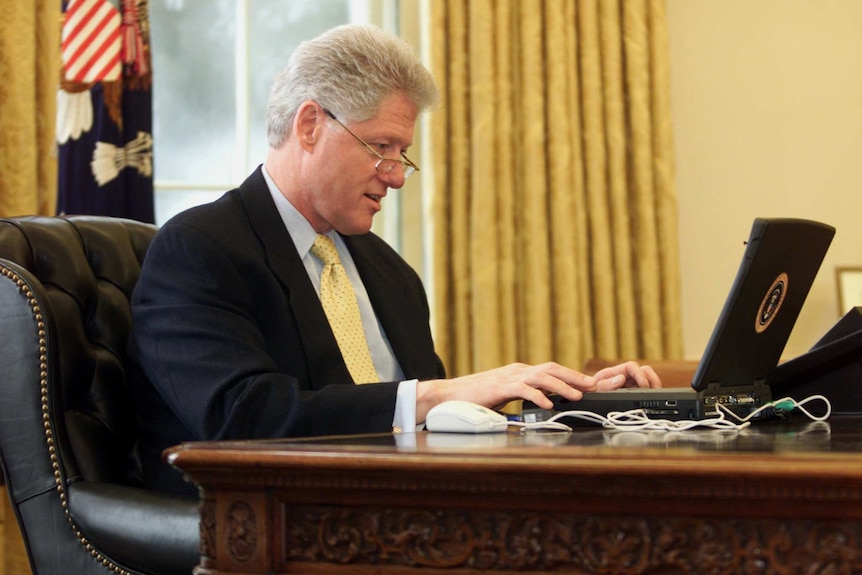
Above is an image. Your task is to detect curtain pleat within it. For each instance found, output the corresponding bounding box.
[578,0,617,358]
[624,0,663,358]
[650,0,684,358]
[493,0,519,367]
[430,0,683,376]
[517,6,553,365]
[545,0,584,369]
[0,0,59,217]
[468,0,501,369]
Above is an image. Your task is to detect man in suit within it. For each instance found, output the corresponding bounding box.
[128,24,660,497]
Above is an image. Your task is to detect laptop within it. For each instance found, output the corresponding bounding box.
[522,217,835,423]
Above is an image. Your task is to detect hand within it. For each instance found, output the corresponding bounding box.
[415,362,597,422]
[590,361,663,391]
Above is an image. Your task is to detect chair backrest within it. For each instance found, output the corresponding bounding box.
[0,216,199,575]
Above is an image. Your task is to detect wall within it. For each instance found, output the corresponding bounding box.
[666,0,862,360]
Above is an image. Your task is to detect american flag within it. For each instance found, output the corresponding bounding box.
[61,0,122,83]
[57,0,154,223]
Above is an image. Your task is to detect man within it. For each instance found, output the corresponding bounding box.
[128,24,660,497]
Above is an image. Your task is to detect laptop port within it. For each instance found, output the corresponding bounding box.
[665,400,678,406]
[704,394,757,406]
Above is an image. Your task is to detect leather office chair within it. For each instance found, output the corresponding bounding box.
[0,216,199,575]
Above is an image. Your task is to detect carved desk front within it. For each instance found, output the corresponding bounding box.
[166,415,862,575]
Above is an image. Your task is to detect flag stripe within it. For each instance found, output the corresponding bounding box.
[63,3,114,63]
[76,42,122,83]
[64,9,113,71]
[62,0,122,83]
[68,17,121,80]
[62,0,104,49]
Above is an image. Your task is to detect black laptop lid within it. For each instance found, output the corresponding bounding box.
[691,217,835,391]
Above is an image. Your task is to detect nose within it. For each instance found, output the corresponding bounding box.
[378,166,406,189]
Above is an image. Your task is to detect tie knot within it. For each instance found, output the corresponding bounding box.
[310,234,340,266]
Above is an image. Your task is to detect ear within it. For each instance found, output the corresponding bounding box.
[293,101,324,152]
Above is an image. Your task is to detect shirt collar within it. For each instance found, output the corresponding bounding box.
[261,164,329,258]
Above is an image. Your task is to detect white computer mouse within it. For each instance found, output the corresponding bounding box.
[425,400,509,433]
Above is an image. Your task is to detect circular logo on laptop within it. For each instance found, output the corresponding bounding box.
[755,272,788,333]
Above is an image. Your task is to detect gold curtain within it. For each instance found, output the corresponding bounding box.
[0,2,56,569]
[0,0,59,217]
[1,485,30,575]
[429,0,683,376]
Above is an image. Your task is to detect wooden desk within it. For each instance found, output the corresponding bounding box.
[166,416,862,574]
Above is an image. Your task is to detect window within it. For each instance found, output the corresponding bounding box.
[150,0,360,221]
[148,0,426,269]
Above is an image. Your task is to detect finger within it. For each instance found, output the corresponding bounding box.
[518,385,583,409]
[594,361,659,389]
[537,362,597,392]
[625,362,653,388]
[641,365,663,388]
[591,365,624,382]
[592,363,636,389]
[595,373,628,390]
[623,363,662,388]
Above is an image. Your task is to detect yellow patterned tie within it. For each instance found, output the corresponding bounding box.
[310,234,379,384]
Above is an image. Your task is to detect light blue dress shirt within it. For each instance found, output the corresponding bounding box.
[261,165,418,431]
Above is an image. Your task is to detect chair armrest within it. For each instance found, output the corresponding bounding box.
[68,482,200,575]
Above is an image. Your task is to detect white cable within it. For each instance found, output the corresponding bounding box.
[557,409,751,432]
[716,394,831,423]
[522,394,833,433]
[507,420,574,432]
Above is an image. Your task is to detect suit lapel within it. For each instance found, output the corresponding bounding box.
[237,168,353,389]
[235,168,440,385]
[344,235,442,380]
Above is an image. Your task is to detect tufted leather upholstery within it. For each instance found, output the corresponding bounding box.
[0,216,199,575]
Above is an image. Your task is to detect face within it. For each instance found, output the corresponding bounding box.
[296,92,418,235]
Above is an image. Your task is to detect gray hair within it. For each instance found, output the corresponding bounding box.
[266,24,439,149]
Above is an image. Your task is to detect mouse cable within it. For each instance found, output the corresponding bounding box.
[506,420,574,433]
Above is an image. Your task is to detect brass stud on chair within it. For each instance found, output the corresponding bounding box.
[2,265,137,575]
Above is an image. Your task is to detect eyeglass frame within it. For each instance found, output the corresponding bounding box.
[321,107,419,180]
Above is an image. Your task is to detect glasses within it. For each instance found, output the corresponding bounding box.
[322,108,419,180]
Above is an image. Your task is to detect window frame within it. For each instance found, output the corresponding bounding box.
[152,0,426,268]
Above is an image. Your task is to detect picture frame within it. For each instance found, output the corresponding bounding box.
[836,267,862,315]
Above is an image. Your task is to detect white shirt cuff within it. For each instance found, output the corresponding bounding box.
[393,379,419,432]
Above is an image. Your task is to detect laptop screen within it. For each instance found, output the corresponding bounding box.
[691,218,835,392]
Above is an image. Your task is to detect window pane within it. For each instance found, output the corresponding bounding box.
[154,189,226,225]
[150,0,237,184]
[246,0,351,168]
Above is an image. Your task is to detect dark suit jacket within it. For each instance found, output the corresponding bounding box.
[128,167,445,496]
